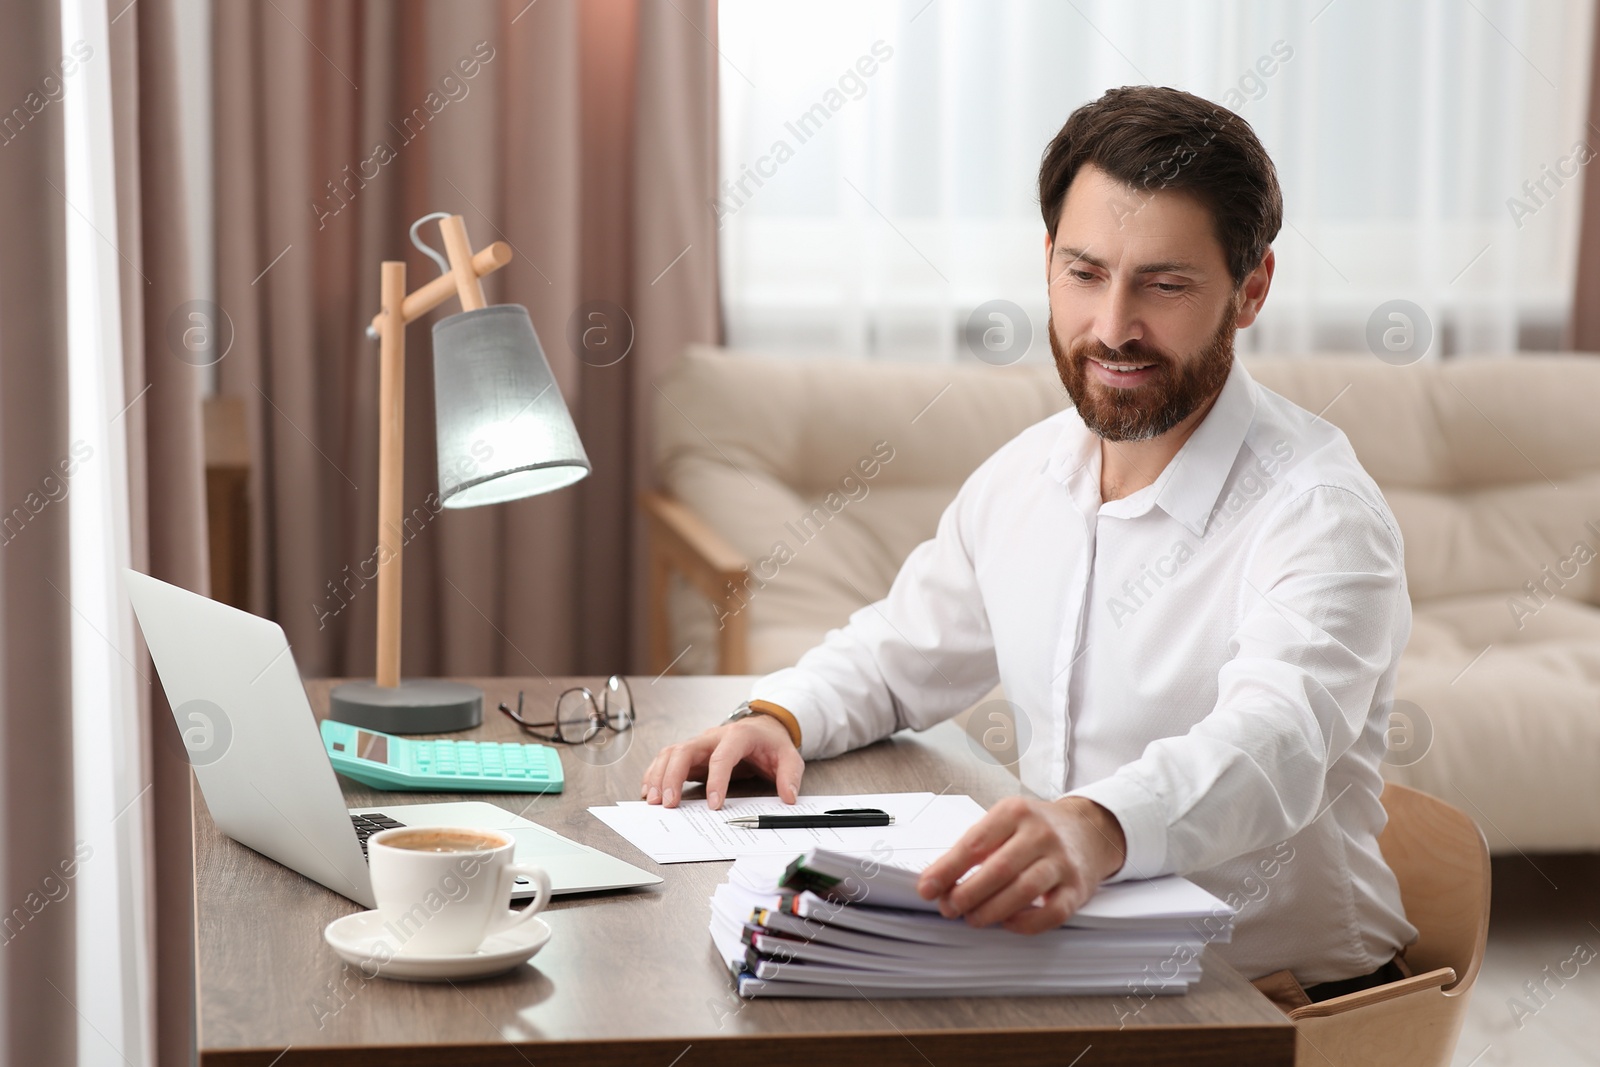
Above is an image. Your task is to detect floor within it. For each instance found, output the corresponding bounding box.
[1450,854,1600,1066]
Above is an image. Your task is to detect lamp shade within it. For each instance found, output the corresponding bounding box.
[431,304,590,509]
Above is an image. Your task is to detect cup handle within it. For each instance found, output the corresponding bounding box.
[489,864,551,937]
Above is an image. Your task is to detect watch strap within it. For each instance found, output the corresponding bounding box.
[736,699,802,749]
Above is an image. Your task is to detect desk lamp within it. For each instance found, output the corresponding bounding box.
[328,213,590,734]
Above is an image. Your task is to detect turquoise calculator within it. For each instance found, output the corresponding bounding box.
[319,720,564,793]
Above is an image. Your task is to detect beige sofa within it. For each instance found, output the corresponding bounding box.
[646,345,1600,852]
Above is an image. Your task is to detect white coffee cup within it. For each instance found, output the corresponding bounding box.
[367,826,551,956]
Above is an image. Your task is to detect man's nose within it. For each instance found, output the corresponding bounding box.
[1092,282,1144,353]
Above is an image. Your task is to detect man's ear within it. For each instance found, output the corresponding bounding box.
[1044,231,1055,282]
[1233,247,1275,330]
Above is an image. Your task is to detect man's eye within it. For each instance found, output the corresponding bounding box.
[1153,282,1186,293]
[1069,269,1096,281]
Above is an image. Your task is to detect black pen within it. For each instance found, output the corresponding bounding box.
[724,807,895,829]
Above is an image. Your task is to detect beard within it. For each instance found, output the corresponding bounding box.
[1050,303,1238,442]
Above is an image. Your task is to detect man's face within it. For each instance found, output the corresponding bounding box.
[1045,164,1249,442]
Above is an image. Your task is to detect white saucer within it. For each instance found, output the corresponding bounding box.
[323,910,551,982]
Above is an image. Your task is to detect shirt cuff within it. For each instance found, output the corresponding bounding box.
[747,699,802,749]
[1065,774,1169,884]
[749,672,839,759]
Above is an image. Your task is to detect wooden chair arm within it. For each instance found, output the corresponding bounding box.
[639,491,748,600]
[1285,966,1457,1020]
[640,490,753,675]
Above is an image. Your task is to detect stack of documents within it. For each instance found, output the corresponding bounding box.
[709,849,1236,999]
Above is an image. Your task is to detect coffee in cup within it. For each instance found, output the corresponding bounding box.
[382,828,506,854]
[367,826,551,956]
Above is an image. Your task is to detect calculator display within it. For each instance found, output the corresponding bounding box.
[354,730,390,764]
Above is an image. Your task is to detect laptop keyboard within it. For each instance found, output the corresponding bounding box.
[350,813,406,858]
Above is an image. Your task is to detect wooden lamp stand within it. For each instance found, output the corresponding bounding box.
[328,216,514,734]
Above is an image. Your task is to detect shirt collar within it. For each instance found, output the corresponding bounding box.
[1152,358,1259,537]
[1045,358,1259,538]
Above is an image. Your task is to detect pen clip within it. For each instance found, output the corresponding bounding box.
[822,808,889,816]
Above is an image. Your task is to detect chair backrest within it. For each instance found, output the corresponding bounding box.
[1377,783,1491,993]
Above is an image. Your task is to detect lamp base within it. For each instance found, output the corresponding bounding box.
[328,679,483,734]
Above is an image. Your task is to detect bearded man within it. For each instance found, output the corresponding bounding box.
[641,84,1416,1001]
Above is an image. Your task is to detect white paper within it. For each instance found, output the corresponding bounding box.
[1070,873,1237,929]
[588,792,986,864]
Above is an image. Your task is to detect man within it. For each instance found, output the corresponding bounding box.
[641,85,1416,998]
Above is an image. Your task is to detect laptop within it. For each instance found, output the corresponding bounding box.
[124,569,660,908]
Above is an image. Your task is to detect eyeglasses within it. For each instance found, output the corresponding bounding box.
[497,675,635,745]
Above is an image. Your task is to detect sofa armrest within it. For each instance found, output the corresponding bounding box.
[640,491,752,675]
[1285,966,1457,1020]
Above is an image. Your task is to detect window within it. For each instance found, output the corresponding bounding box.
[718,0,1596,360]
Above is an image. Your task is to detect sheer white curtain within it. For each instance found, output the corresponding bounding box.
[718,0,1596,360]
[63,0,152,1063]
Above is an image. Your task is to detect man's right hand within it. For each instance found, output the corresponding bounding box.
[639,712,804,810]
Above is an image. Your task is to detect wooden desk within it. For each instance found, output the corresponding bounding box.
[194,676,1295,1066]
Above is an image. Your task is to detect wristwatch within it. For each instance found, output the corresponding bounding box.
[723,700,803,747]
[723,700,761,725]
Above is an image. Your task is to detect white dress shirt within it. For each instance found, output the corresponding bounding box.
[751,358,1418,984]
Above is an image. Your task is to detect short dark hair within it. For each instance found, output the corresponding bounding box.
[1038,86,1282,288]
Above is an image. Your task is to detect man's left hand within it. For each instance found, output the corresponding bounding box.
[915,796,1128,934]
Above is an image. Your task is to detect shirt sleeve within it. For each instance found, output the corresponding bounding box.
[1067,484,1411,882]
[749,462,1004,761]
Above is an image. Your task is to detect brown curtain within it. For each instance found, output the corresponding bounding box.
[109,0,212,1064]
[1569,5,1600,350]
[0,4,74,1063]
[213,0,721,692]
[628,0,723,658]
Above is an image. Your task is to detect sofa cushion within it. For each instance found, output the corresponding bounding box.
[1389,594,1600,849]
[1246,354,1600,605]
[655,345,1068,673]
[660,350,1600,665]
